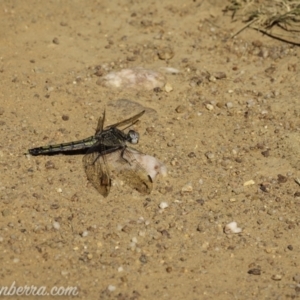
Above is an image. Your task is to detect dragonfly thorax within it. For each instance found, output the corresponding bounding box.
[127,130,139,144]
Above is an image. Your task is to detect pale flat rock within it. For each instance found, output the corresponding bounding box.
[99,68,166,90]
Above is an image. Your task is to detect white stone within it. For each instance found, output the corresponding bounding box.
[206,104,214,111]
[53,221,60,230]
[159,202,169,209]
[107,285,116,292]
[224,221,242,234]
[243,180,255,186]
[100,68,166,90]
[165,82,173,92]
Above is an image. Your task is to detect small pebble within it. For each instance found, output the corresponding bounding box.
[189,76,202,86]
[121,225,131,233]
[277,174,287,183]
[197,224,204,232]
[243,180,255,186]
[188,152,196,158]
[139,230,145,237]
[153,87,162,93]
[181,182,193,193]
[161,67,180,74]
[294,178,300,186]
[213,72,226,79]
[216,102,225,108]
[118,266,124,272]
[157,47,174,60]
[208,76,216,82]
[160,229,170,238]
[205,104,214,111]
[159,202,169,209]
[247,99,255,107]
[129,241,136,249]
[139,254,148,264]
[261,149,270,157]
[293,274,300,283]
[94,66,103,77]
[196,199,204,206]
[2,209,10,217]
[165,82,173,92]
[61,270,69,276]
[52,37,59,44]
[81,230,89,237]
[260,182,271,193]
[175,105,187,113]
[226,102,233,109]
[107,285,116,292]
[45,86,54,92]
[271,274,282,281]
[53,221,60,230]
[248,268,261,275]
[57,188,62,193]
[232,187,244,195]
[224,221,242,234]
[205,151,215,160]
[45,161,55,169]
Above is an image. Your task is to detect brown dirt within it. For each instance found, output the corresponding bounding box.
[1,0,300,299]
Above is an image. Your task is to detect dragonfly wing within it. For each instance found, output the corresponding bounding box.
[106,148,153,195]
[105,110,145,129]
[83,143,111,197]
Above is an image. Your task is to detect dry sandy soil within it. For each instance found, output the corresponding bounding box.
[1,0,300,299]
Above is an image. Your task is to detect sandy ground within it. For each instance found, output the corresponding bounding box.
[1,0,300,299]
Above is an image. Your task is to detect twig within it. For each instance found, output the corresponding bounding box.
[252,26,300,46]
[231,18,258,39]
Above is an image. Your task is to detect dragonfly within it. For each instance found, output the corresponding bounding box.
[28,110,153,197]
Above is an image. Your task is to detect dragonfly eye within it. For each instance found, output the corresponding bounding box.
[127,130,139,144]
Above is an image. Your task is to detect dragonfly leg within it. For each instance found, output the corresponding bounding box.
[90,146,122,165]
[120,147,131,165]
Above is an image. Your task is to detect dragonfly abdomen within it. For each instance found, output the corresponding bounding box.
[28,136,96,156]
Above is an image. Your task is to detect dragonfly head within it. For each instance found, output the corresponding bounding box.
[127,130,139,144]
